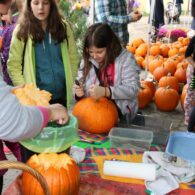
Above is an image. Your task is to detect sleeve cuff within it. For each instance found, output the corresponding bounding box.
[37,106,49,128]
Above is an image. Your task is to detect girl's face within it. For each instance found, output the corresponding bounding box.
[31,0,50,26]
[88,46,106,65]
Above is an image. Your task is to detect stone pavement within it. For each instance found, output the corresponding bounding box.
[2,16,189,193]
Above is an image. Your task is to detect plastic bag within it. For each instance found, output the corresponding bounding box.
[20,115,79,153]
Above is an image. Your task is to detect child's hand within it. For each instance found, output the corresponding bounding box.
[74,84,84,97]
[88,84,106,100]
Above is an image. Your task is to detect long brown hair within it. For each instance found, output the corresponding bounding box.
[17,0,68,43]
[82,23,122,82]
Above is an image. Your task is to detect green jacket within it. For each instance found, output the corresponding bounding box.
[7,21,79,109]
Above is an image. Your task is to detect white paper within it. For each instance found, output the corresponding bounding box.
[103,160,156,181]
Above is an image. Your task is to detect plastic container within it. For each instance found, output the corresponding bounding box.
[109,127,153,151]
[20,114,79,153]
[117,114,172,145]
[165,131,195,164]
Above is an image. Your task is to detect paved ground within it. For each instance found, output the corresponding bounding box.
[2,16,190,193]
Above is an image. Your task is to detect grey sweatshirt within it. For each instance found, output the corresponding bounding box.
[0,77,44,142]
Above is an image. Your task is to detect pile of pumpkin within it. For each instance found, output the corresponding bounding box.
[126,37,189,111]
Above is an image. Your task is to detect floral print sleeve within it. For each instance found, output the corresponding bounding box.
[184,64,195,125]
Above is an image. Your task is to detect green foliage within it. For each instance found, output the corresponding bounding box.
[59,1,87,57]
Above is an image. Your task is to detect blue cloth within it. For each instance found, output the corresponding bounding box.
[35,33,66,101]
[95,0,132,45]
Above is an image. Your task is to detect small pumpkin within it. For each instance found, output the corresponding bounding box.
[154,87,179,111]
[158,74,179,92]
[141,79,156,97]
[22,153,80,195]
[174,67,187,83]
[73,97,118,134]
[138,84,152,109]
[180,84,187,111]
[153,66,168,82]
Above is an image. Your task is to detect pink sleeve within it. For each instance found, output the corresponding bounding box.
[37,106,49,128]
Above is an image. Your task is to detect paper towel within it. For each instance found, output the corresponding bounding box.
[103,160,156,181]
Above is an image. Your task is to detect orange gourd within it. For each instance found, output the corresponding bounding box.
[72,97,118,134]
[22,153,80,195]
[154,87,179,111]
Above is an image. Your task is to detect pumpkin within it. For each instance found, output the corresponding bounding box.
[12,84,52,106]
[160,44,170,57]
[158,74,179,92]
[163,61,176,76]
[138,84,152,109]
[149,58,163,73]
[22,153,80,195]
[132,38,145,48]
[135,55,144,67]
[135,43,147,57]
[168,47,179,57]
[174,67,187,83]
[126,43,136,54]
[180,84,187,111]
[154,87,179,111]
[150,45,161,56]
[153,66,168,82]
[141,79,156,97]
[72,97,118,134]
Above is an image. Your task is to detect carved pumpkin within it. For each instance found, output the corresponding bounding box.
[22,153,80,195]
[154,87,179,111]
[12,84,51,106]
[72,97,118,134]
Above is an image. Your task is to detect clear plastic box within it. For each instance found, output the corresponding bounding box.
[109,127,153,151]
[117,114,172,145]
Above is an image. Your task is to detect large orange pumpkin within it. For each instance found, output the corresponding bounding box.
[72,97,118,134]
[22,153,80,195]
[154,87,179,111]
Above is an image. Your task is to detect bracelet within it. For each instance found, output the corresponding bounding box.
[105,87,107,97]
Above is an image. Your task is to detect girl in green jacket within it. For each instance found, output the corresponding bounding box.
[7,0,79,162]
[7,0,79,108]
